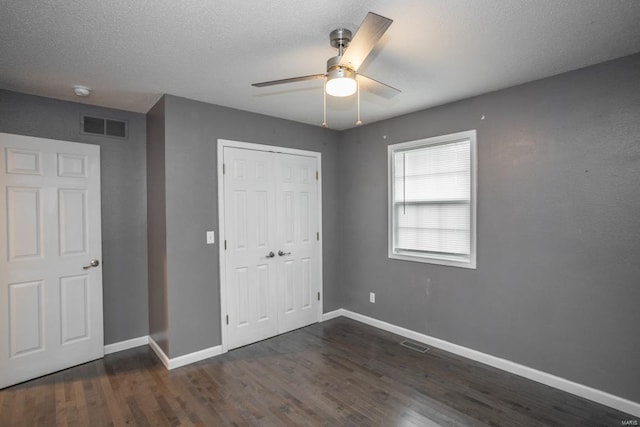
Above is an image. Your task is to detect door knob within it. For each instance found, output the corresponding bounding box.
[266,251,275,258]
[83,259,100,269]
[278,250,291,256]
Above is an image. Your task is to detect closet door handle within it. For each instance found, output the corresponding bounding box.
[278,250,291,256]
[266,251,275,258]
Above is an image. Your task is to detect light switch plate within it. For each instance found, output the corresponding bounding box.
[206,231,215,244]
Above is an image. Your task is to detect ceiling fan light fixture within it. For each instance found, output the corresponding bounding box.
[325,66,356,97]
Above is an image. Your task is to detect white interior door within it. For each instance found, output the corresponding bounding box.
[221,143,321,350]
[0,132,103,389]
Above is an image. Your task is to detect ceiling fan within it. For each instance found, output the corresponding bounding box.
[251,12,400,127]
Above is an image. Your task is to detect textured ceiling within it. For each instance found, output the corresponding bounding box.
[2,0,640,130]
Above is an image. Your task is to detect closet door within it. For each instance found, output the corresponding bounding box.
[223,147,278,350]
[275,153,320,334]
[222,144,321,351]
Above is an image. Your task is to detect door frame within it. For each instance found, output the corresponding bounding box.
[217,139,323,353]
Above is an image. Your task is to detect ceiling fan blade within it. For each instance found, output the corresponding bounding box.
[358,74,401,99]
[252,74,325,87]
[339,12,393,71]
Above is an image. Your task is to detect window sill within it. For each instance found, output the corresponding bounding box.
[389,251,476,269]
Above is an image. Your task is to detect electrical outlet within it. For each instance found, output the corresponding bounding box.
[369,292,375,303]
[206,231,215,244]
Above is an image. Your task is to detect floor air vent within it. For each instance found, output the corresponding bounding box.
[81,114,128,139]
[400,340,430,353]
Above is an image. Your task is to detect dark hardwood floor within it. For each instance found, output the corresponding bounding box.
[0,317,633,426]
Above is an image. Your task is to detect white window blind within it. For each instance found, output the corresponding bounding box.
[388,131,476,268]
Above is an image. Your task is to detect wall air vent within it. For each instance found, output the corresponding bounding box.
[81,114,128,139]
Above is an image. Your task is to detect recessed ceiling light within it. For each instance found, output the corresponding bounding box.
[73,85,91,97]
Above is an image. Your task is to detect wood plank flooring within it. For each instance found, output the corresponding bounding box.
[0,317,634,426]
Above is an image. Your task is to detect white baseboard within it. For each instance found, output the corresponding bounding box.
[148,336,171,369]
[148,336,223,370]
[167,345,223,370]
[104,335,149,355]
[322,309,345,321]
[322,308,640,418]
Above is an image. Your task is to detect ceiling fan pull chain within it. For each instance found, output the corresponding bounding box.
[356,78,362,126]
[322,77,328,128]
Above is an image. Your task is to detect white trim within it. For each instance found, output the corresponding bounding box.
[104,336,149,355]
[217,140,228,353]
[217,138,321,157]
[322,309,346,322]
[217,138,324,353]
[316,154,324,325]
[148,336,223,370]
[326,309,640,418]
[165,345,223,370]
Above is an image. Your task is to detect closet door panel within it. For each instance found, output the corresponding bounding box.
[275,153,319,334]
[223,147,278,350]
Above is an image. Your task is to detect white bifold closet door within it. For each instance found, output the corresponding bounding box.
[0,132,103,389]
[223,146,320,350]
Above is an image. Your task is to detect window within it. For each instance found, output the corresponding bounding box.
[388,130,477,269]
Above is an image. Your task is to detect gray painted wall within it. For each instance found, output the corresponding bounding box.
[0,90,149,345]
[146,97,169,353]
[337,53,640,402]
[153,95,339,358]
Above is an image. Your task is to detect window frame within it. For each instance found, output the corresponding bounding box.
[387,130,477,269]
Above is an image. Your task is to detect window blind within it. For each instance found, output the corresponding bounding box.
[393,140,471,256]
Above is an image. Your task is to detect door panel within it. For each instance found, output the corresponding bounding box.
[60,274,90,344]
[6,148,42,175]
[58,189,88,255]
[301,258,311,308]
[0,132,103,389]
[233,190,248,248]
[8,280,44,357]
[283,260,295,313]
[7,187,43,260]
[222,145,321,350]
[57,153,87,177]
[234,267,250,326]
[256,264,270,321]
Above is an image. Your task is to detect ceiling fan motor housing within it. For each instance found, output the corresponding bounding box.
[329,28,352,49]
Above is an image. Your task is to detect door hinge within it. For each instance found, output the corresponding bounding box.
[223,163,226,174]
[224,240,227,250]
[317,292,320,301]
[226,315,229,325]
[316,170,319,181]
[317,232,320,241]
